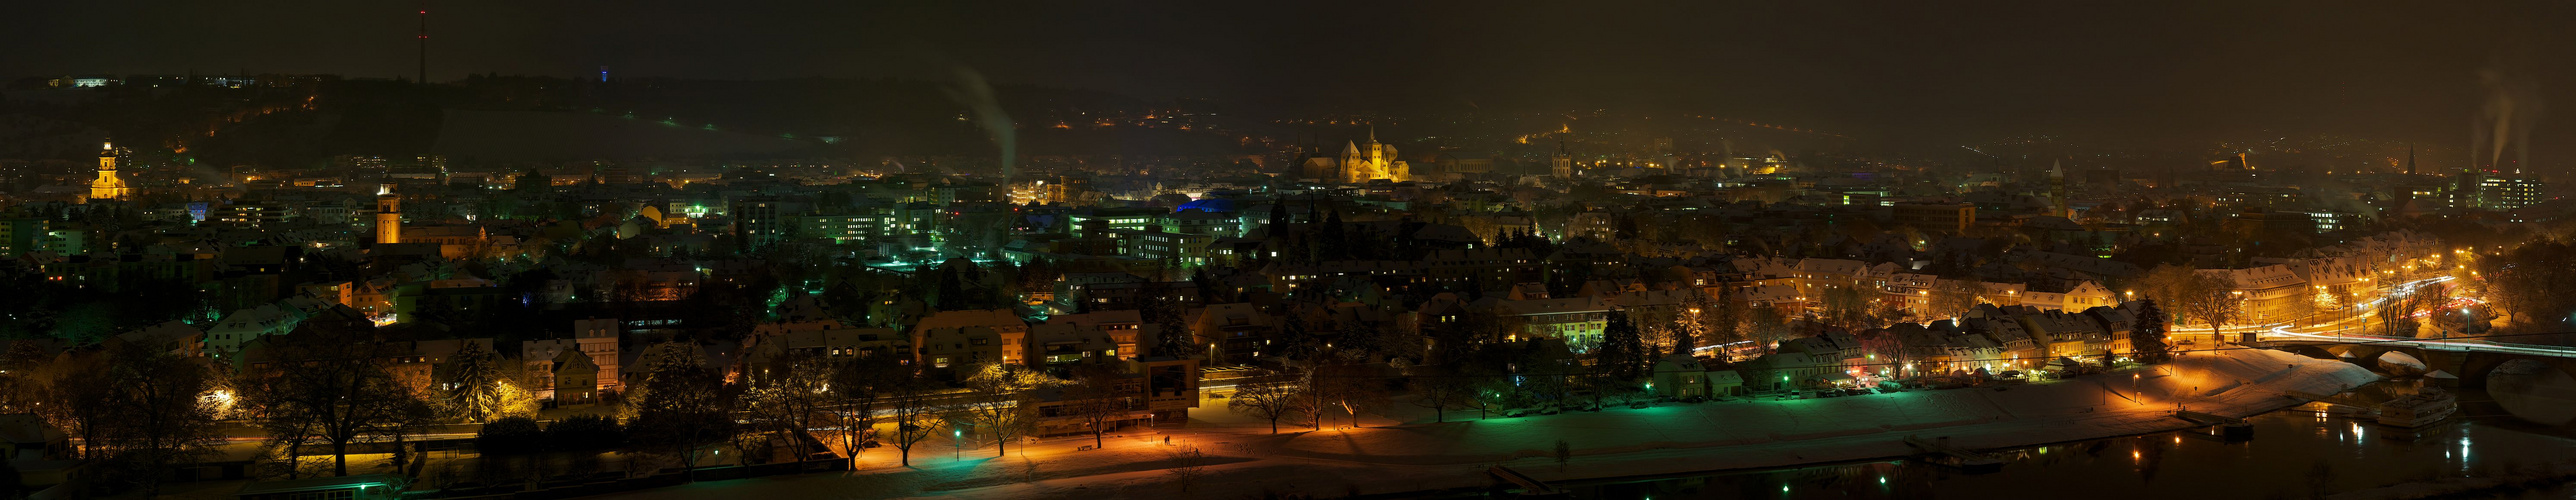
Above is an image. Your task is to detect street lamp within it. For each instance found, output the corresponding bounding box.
[953,429,963,461]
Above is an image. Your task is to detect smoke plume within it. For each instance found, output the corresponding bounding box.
[942,66,1016,180]
[2472,64,2544,172]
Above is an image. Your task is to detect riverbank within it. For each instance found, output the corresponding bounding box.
[598,348,2378,499]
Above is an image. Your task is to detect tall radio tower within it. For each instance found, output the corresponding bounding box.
[416,2,429,84]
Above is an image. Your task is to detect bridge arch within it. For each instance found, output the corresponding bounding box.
[2282,345,2339,361]
[2481,358,2576,426]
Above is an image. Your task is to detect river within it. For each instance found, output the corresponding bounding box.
[1529,378,2576,499]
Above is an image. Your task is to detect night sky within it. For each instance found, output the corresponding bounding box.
[8,1,2573,157]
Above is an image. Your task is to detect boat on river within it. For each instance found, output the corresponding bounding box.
[2376,390,2457,428]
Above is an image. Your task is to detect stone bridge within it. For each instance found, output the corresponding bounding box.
[2273,342,2576,390]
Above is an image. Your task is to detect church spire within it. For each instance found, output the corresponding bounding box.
[88,141,129,202]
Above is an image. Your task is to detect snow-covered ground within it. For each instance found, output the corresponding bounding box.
[598,348,2378,499]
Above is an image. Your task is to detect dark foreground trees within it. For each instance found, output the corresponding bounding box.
[1227,374,1304,434]
[627,361,738,470]
[2133,300,2173,363]
[237,322,436,478]
[59,343,223,494]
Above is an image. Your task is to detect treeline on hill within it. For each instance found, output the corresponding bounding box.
[0,76,1262,169]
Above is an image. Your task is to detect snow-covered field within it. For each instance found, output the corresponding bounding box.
[599,348,2378,499]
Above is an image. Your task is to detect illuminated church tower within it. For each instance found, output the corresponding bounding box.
[1550,134,1574,179]
[375,183,402,245]
[88,142,129,202]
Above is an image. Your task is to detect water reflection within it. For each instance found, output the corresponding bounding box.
[1541,380,2576,499]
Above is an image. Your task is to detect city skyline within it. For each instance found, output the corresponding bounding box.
[4,4,2576,499]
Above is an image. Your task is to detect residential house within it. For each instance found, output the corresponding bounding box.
[910,309,1030,368]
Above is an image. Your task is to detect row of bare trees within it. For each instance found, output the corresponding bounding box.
[649,352,1153,469]
[2136,265,2245,339]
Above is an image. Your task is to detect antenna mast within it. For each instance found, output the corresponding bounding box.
[416,2,429,84]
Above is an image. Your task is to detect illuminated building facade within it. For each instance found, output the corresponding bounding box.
[1298,129,1410,183]
[89,142,129,202]
[2481,174,2544,210]
[374,184,401,245]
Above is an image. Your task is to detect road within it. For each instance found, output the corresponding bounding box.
[2184,275,2576,360]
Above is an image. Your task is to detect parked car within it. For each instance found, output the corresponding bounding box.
[1504,407,1536,418]
[1576,402,1602,412]
[1629,401,1653,409]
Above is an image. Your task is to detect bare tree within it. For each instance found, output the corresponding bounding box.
[1815,275,1875,330]
[829,355,904,468]
[2139,265,2242,341]
[2180,286,2246,342]
[1225,374,1304,434]
[1407,366,1474,423]
[882,370,941,467]
[2376,286,2430,337]
[1063,363,1135,450]
[1310,358,1385,429]
[959,364,1050,457]
[741,352,834,464]
[1709,286,1748,348]
[1164,446,1209,493]
[237,323,432,477]
[43,354,107,462]
[1745,306,1793,351]
[1854,328,1913,379]
[1926,278,1983,320]
[66,343,224,495]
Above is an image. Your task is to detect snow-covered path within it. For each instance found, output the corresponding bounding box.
[598,348,2377,499]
